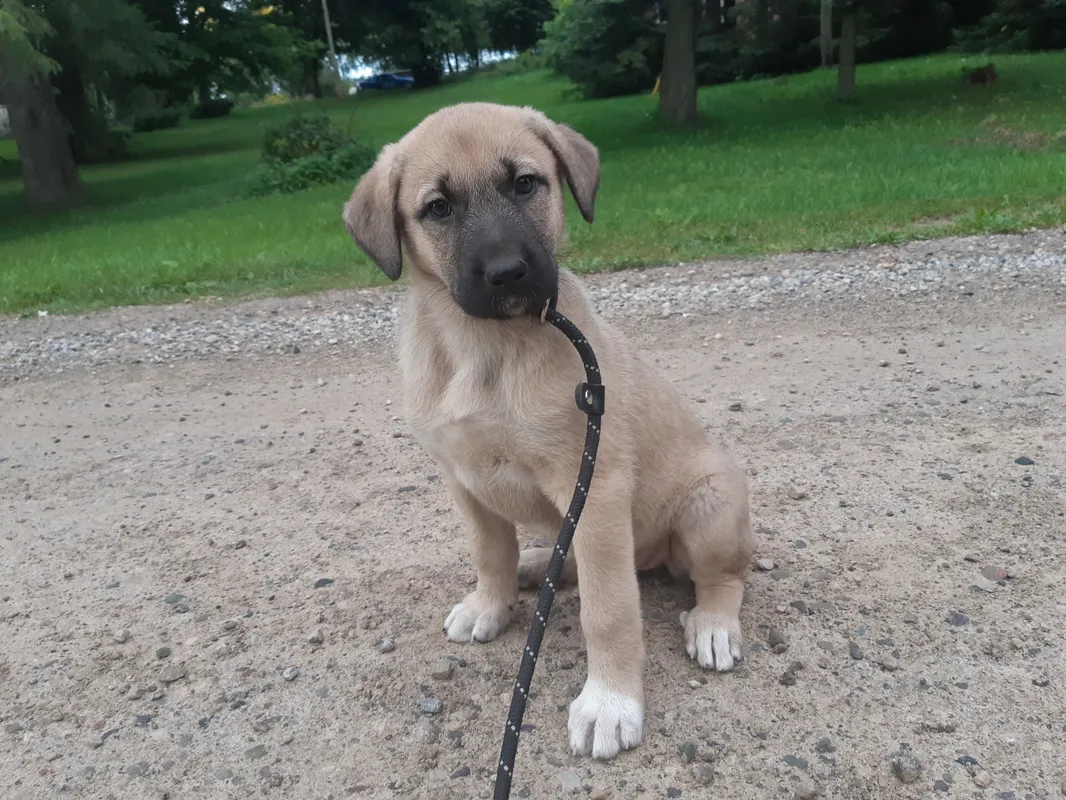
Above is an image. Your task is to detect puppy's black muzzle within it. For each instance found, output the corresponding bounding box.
[454,213,558,319]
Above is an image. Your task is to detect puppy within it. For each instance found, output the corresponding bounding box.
[342,102,755,760]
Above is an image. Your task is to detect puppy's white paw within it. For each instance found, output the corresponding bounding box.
[443,591,512,643]
[680,608,744,672]
[567,677,644,760]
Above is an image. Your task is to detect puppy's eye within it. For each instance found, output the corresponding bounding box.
[514,175,536,196]
[427,199,452,219]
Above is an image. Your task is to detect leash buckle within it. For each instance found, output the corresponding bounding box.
[575,382,605,415]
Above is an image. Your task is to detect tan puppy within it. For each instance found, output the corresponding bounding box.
[342,102,755,760]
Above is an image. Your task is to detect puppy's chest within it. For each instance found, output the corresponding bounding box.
[410,375,556,520]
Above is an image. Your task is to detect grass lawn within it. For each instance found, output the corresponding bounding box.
[1,52,1065,316]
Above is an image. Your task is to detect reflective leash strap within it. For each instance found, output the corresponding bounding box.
[492,302,605,800]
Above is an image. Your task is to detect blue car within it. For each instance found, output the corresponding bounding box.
[354,72,415,92]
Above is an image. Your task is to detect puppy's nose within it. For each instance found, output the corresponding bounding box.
[483,258,528,288]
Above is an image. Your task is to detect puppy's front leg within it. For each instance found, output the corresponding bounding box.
[557,473,645,760]
[442,475,518,644]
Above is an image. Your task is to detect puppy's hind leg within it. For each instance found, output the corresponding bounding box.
[517,545,578,589]
[674,468,756,672]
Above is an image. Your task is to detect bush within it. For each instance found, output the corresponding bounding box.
[540,0,662,99]
[491,50,545,76]
[191,98,234,119]
[261,112,348,163]
[131,110,183,133]
[250,113,375,196]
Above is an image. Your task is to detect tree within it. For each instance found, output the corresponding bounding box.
[659,0,698,124]
[541,0,662,99]
[0,0,83,209]
[820,0,833,66]
[837,1,857,100]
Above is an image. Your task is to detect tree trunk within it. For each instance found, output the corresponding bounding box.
[820,0,833,67]
[837,5,857,102]
[659,0,698,125]
[0,65,83,211]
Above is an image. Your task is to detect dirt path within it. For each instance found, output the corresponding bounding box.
[1,238,1064,800]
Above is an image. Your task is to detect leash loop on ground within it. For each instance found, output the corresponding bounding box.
[492,304,604,800]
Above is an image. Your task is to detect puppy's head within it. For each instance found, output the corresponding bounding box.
[342,102,599,319]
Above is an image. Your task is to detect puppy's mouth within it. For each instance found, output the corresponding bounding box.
[453,284,556,320]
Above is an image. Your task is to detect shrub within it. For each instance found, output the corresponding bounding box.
[191,98,234,119]
[131,110,183,133]
[250,113,375,196]
[261,112,348,163]
[540,0,662,99]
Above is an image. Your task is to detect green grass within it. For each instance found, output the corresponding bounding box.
[2,53,1065,316]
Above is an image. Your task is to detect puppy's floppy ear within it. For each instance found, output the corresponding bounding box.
[530,112,600,224]
[342,143,404,281]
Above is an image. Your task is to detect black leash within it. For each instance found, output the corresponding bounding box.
[492,298,606,800]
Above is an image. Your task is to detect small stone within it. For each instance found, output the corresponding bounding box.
[4,722,23,734]
[214,768,234,781]
[768,628,787,648]
[793,777,819,800]
[787,486,808,501]
[815,737,836,753]
[973,771,993,788]
[1032,675,1050,687]
[419,697,443,714]
[934,780,950,792]
[849,642,864,660]
[378,638,395,653]
[956,756,979,767]
[451,766,470,778]
[589,788,611,800]
[313,578,334,589]
[755,558,776,571]
[667,789,682,799]
[790,600,809,614]
[282,667,299,682]
[948,612,970,627]
[779,661,804,686]
[1014,456,1035,466]
[234,539,247,549]
[159,664,186,683]
[113,629,131,644]
[880,656,901,672]
[164,593,186,605]
[693,762,715,785]
[245,744,267,760]
[431,660,455,681]
[728,402,743,412]
[783,755,809,770]
[890,751,922,784]
[308,629,324,646]
[156,646,171,660]
[981,565,1008,582]
[126,761,149,777]
[878,360,890,367]
[678,742,697,763]
[921,720,956,733]
[413,719,440,744]
[558,770,582,792]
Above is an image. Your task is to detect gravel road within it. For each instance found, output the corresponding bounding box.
[1,228,1064,800]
